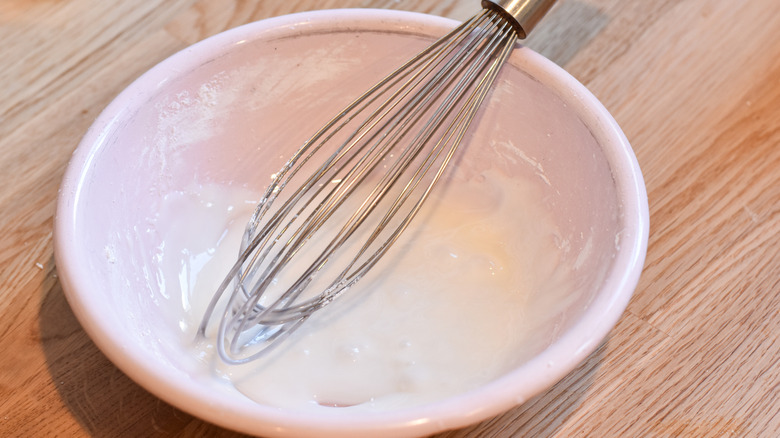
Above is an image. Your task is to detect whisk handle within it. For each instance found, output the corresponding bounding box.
[482,0,556,38]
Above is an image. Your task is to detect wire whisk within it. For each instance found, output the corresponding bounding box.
[197,0,556,364]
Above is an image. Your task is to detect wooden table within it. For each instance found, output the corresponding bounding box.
[1,0,778,436]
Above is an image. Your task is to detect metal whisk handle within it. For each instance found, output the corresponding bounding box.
[482,0,556,38]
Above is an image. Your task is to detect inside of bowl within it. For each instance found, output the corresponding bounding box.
[69,20,620,411]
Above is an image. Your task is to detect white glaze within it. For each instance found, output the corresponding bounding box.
[151,166,572,411]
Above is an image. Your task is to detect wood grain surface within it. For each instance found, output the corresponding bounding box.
[1,0,778,436]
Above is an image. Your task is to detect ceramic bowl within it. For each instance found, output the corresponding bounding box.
[55,8,648,437]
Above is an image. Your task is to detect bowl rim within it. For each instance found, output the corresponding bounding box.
[54,8,649,438]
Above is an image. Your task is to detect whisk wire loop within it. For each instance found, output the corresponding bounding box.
[198,8,522,364]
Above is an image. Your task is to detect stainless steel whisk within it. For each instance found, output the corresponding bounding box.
[198,0,556,364]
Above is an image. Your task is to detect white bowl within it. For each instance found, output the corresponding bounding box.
[54,8,648,437]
